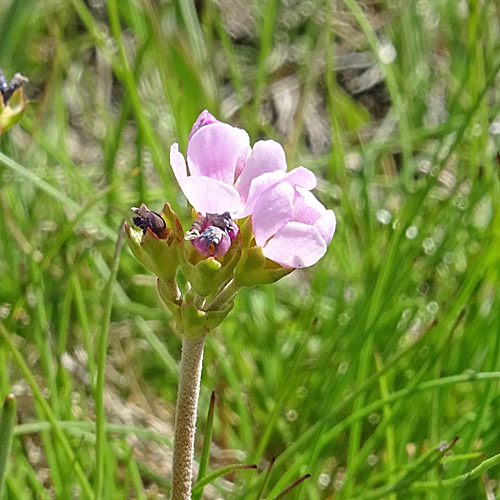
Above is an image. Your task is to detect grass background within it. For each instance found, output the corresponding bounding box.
[0,0,500,498]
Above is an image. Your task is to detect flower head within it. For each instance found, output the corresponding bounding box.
[170,110,335,268]
[249,170,336,268]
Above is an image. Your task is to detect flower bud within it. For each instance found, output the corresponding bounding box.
[178,227,242,297]
[0,70,28,135]
[125,203,183,281]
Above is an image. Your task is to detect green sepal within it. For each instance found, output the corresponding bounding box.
[0,87,28,134]
[234,220,293,286]
[179,232,242,297]
[124,203,183,281]
[157,278,182,320]
[181,300,234,339]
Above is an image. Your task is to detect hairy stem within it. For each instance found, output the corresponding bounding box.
[205,279,241,311]
[171,335,206,500]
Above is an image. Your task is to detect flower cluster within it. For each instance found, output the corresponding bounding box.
[126,111,336,336]
[171,110,335,268]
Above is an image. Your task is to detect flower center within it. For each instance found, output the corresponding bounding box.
[185,212,238,257]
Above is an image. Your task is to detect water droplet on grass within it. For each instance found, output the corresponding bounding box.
[423,237,436,255]
[376,209,392,225]
[406,226,418,239]
[378,43,397,64]
[489,121,500,135]
[318,473,331,489]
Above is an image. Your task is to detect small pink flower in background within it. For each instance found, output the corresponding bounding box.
[170,110,335,267]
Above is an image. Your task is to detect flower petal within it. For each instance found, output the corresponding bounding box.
[237,170,285,218]
[189,110,218,141]
[187,121,250,184]
[262,221,327,268]
[292,188,336,244]
[234,140,287,204]
[292,187,324,224]
[283,166,317,190]
[252,181,295,246]
[170,143,188,183]
[314,209,336,245]
[181,176,240,215]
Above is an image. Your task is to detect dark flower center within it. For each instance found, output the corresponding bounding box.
[185,212,238,255]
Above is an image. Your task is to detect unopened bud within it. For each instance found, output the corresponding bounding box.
[132,204,167,238]
[125,202,183,281]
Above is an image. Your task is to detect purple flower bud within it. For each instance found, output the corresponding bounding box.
[185,212,239,257]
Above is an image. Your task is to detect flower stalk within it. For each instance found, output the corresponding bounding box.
[206,279,241,311]
[171,335,206,500]
[125,110,336,496]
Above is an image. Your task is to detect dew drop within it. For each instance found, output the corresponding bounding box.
[318,473,331,489]
[376,208,392,225]
[337,361,349,375]
[345,152,362,172]
[489,121,500,135]
[422,237,436,255]
[378,43,397,64]
[405,225,418,239]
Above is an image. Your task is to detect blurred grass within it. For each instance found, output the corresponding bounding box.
[0,0,500,499]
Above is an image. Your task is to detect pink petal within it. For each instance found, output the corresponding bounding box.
[314,209,336,245]
[291,187,324,225]
[237,170,285,218]
[187,121,250,184]
[234,140,287,204]
[262,221,327,268]
[170,143,188,183]
[252,182,295,246]
[189,110,218,141]
[292,188,336,244]
[181,176,240,215]
[283,167,317,190]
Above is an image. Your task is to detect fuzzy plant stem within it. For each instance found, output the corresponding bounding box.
[171,334,206,500]
[206,279,241,311]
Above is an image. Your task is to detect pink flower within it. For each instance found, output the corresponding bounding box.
[249,171,336,268]
[170,110,335,267]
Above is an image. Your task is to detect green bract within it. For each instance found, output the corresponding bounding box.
[179,300,234,338]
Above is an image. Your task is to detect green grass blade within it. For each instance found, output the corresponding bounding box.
[95,226,124,499]
[0,323,95,499]
[191,464,257,495]
[192,390,216,500]
[0,394,16,498]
